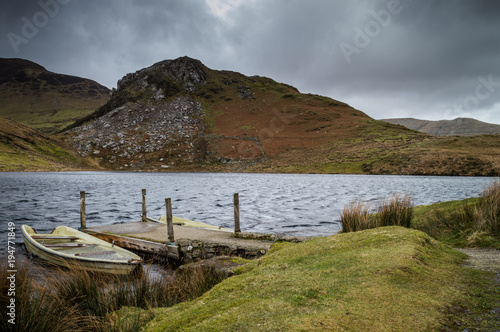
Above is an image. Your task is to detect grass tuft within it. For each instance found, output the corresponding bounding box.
[340,201,373,232]
[341,193,413,232]
[377,193,413,228]
[413,178,500,248]
[0,258,83,332]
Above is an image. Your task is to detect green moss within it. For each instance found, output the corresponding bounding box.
[0,139,91,171]
[143,227,497,331]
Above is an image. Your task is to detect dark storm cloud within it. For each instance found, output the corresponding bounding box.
[1,0,499,123]
[1,0,221,86]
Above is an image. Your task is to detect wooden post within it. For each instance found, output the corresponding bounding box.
[234,193,241,233]
[141,189,147,222]
[165,198,174,242]
[80,191,86,229]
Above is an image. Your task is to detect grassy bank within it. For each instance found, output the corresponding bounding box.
[412,179,500,248]
[340,179,500,249]
[139,227,497,331]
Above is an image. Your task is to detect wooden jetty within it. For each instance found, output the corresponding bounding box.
[79,190,301,264]
[86,218,274,263]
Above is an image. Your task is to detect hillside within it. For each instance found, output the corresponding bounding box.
[63,56,369,171]
[381,117,500,136]
[0,58,110,134]
[62,56,500,176]
[0,116,96,171]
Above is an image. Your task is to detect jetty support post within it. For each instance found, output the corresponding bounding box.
[165,198,174,242]
[141,189,147,222]
[80,191,86,229]
[234,193,241,233]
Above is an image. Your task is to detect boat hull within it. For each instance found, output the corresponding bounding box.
[22,225,142,275]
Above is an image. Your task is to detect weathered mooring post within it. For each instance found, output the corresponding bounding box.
[141,189,147,222]
[234,193,241,233]
[80,191,86,229]
[165,198,174,242]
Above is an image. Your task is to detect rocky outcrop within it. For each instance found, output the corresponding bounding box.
[67,57,210,170]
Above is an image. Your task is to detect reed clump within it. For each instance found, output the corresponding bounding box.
[416,179,500,247]
[0,258,83,332]
[0,259,227,332]
[477,178,500,235]
[377,193,413,228]
[339,201,373,232]
[341,193,413,232]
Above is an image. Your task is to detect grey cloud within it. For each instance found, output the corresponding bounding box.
[1,0,499,124]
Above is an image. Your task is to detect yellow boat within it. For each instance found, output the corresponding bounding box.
[22,225,142,275]
[148,216,233,232]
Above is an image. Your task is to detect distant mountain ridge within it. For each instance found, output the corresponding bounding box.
[381,117,500,136]
[0,58,110,134]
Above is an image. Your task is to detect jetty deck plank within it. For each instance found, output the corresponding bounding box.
[87,221,273,250]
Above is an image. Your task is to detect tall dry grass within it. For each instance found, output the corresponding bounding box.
[0,258,83,332]
[377,193,413,228]
[340,201,373,232]
[341,193,413,233]
[419,179,500,247]
[0,259,227,332]
[477,178,500,235]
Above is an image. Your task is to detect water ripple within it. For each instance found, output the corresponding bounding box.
[0,172,495,244]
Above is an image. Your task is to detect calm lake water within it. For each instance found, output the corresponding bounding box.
[0,172,495,248]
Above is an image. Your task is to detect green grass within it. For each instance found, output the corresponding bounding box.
[0,138,94,171]
[339,179,499,248]
[412,179,500,248]
[141,227,497,331]
[0,142,62,171]
[315,161,366,174]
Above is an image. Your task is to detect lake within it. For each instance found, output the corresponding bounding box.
[0,172,495,247]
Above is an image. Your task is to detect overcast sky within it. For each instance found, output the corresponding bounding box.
[1,0,499,124]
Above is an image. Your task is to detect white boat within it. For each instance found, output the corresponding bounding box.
[22,225,142,275]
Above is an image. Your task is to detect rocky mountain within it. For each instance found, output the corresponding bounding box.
[60,56,500,176]
[64,56,368,171]
[381,117,500,136]
[0,58,110,134]
[0,116,94,171]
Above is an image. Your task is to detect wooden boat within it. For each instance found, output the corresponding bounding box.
[21,225,142,275]
[148,215,233,232]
